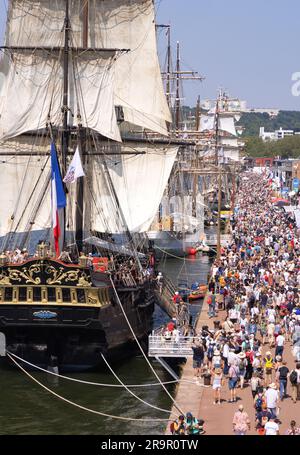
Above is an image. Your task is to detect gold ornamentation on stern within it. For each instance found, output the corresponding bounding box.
[46,266,91,286]
[0,274,11,285]
[77,274,92,287]
[86,288,100,305]
[8,265,41,284]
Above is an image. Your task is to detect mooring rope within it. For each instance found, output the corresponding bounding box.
[7,353,172,423]
[109,276,185,416]
[6,351,204,388]
[101,354,177,416]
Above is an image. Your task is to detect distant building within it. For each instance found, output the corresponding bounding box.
[245,108,279,117]
[259,126,294,142]
[254,157,275,168]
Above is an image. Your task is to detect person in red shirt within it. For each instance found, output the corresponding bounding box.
[173,291,181,304]
[167,320,175,332]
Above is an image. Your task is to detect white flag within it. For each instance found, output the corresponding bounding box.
[63,147,85,183]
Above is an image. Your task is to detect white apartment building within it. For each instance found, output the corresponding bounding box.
[259,126,294,141]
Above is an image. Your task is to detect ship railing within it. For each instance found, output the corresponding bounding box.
[148,334,194,358]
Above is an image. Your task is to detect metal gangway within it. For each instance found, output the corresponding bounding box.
[148,333,194,358]
[148,331,195,380]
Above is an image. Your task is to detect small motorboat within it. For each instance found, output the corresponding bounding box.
[188,284,208,302]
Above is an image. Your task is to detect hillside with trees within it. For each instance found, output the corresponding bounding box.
[237,111,300,136]
[244,135,300,158]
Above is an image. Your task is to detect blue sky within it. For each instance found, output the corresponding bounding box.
[156,0,300,110]
[1,0,300,110]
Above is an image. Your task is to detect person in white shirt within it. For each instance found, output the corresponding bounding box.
[275,332,285,358]
[265,384,279,419]
[264,417,279,435]
[228,349,238,367]
[250,306,259,320]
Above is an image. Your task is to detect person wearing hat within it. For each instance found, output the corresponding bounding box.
[238,352,247,389]
[192,340,204,380]
[173,291,182,306]
[212,349,223,370]
[171,415,186,435]
[185,412,203,435]
[252,352,263,377]
[264,352,274,385]
[232,404,251,435]
[156,272,163,294]
[212,367,224,405]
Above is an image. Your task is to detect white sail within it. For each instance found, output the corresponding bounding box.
[0,136,51,236]
[199,115,215,132]
[1,0,170,138]
[88,0,172,134]
[218,115,237,136]
[91,143,178,233]
[0,49,121,141]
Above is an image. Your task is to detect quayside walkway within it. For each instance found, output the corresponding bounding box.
[165,172,300,435]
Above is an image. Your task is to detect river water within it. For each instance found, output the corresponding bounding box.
[0,255,212,435]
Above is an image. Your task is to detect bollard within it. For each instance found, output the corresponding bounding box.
[0,332,6,356]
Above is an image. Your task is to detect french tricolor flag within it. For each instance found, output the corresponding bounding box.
[51,142,66,256]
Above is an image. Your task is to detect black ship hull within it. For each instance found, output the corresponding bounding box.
[0,287,155,372]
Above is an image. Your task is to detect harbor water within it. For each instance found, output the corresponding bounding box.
[0,255,212,435]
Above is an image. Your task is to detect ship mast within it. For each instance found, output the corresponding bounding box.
[75,0,89,253]
[61,0,71,249]
[175,41,180,134]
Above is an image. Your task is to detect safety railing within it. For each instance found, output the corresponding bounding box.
[148,334,195,358]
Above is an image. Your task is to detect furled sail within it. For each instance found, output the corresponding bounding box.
[0,0,170,139]
[91,143,178,233]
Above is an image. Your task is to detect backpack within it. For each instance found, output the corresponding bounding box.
[239,359,246,371]
[255,397,263,412]
[290,370,298,385]
[207,345,214,359]
[169,421,175,434]
[264,357,273,369]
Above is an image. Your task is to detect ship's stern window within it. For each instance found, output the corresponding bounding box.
[62,288,71,303]
[4,287,13,301]
[76,288,86,303]
[33,287,41,302]
[19,287,27,302]
[47,287,56,302]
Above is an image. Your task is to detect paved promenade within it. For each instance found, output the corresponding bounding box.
[166,295,299,435]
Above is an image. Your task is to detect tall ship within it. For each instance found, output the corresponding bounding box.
[0,0,178,371]
[148,36,206,257]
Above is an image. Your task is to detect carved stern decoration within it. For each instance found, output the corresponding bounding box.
[0,259,109,308]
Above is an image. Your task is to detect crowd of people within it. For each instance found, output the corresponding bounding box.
[171,171,300,435]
